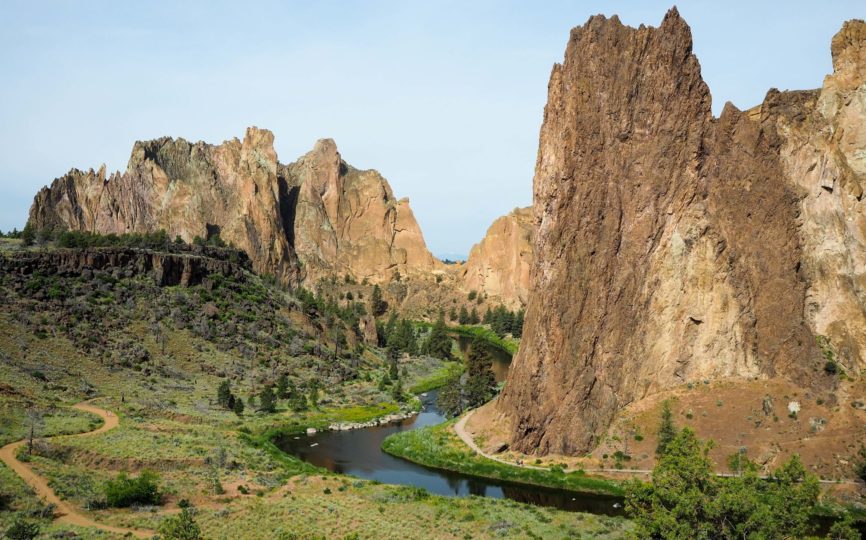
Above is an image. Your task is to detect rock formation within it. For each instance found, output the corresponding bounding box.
[460,207,533,307]
[28,130,438,286]
[496,9,866,455]
[285,139,439,283]
[0,246,248,288]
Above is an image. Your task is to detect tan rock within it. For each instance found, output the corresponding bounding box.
[28,131,439,287]
[496,10,863,456]
[460,207,533,308]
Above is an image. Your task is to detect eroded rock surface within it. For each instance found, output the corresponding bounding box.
[29,130,438,286]
[460,207,533,308]
[496,10,866,455]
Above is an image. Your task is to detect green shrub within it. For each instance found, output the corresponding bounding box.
[158,506,202,540]
[5,518,40,540]
[104,470,161,507]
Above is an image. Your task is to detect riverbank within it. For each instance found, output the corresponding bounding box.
[381,419,624,497]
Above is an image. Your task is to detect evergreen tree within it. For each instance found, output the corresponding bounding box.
[469,307,480,325]
[422,313,452,359]
[437,376,463,418]
[627,428,822,540]
[276,373,289,399]
[458,306,470,325]
[217,380,233,409]
[371,284,387,316]
[387,346,399,380]
[391,377,404,402]
[513,309,525,338]
[259,386,276,413]
[464,336,496,408]
[656,400,677,456]
[21,223,34,247]
[384,313,398,344]
[448,307,458,321]
[483,307,493,324]
[232,396,245,416]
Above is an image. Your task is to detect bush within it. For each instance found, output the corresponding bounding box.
[104,470,161,507]
[158,506,202,540]
[5,518,40,540]
[824,360,839,375]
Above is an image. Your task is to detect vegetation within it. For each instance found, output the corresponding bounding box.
[104,470,161,507]
[420,312,451,360]
[382,420,624,497]
[655,400,676,456]
[628,409,860,539]
[158,503,202,540]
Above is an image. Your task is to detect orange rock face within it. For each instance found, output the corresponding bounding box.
[28,130,439,286]
[460,207,533,308]
[496,10,866,455]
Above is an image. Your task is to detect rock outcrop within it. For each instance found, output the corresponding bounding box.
[496,9,866,455]
[0,246,248,287]
[28,130,438,286]
[460,207,533,307]
[285,139,439,283]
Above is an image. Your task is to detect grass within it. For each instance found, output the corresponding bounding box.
[382,420,624,497]
[408,361,464,394]
[449,325,519,355]
[0,248,631,539]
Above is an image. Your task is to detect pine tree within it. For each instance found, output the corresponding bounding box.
[232,397,245,416]
[437,376,463,418]
[483,307,493,324]
[371,284,387,316]
[458,306,469,325]
[656,400,677,456]
[259,386,276,413]
[469,307,480,325]
[217,380,233,409]
[276,373,289,399]
[422,312,452,359]
[448,307,458,321]
[464,336,496,408]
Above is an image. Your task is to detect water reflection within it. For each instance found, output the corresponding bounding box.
[276,390,625,516]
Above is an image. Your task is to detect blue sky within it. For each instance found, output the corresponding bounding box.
[1,1,862,257]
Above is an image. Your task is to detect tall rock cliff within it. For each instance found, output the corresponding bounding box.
[28,129,438,285]
[285,139,439,283]
[460,207,533,307]
[496,9,866,455]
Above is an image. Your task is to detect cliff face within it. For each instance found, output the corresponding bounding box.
[28,130,438,285]
[285,139,439,283]
[460,207,533,307]
[496,9,866,455]
[0,246,248,287]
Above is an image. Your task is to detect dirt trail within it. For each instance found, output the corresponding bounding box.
[455,410,858,484]
[0,399,154,538]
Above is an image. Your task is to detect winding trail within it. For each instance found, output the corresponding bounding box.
[0,399,154,538]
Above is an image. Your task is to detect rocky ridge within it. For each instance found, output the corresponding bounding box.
[495,10,866,455]
[28,130,439,286]
[459,207,533,308]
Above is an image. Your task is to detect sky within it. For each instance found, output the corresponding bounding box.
[1,1,862,258]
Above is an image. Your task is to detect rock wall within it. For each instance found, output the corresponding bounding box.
[460,207,533,307]
[497,9,865,455]
[0,247,247,287]
[28,130,439,286]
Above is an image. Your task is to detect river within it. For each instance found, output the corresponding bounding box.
[276,337,624,516]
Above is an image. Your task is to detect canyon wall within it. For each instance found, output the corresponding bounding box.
[496,10,866,455]
[460,207,533,307]
[28,129,438,285]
